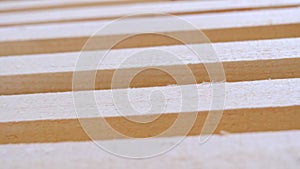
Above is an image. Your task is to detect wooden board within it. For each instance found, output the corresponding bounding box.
[0,0,299,166]
[0,79,299,144]
[1,38,299,95]
[1,0,300,27]
[1,131,299,168]
[0,0,171,13]
[0,7,299,56]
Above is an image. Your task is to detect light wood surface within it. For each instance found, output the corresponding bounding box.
[0,7,299,56]
[0,0,172,13]
[0,79,299,144]
[1,38,299,95]
[0,0,299,167]
[1,0,299,27]
[1,131,299,168]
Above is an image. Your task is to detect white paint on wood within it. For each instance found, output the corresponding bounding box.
[0,7,299,42]
[0,0,161,12]
[0,78,299,122]
[0,131,299,169]
[0,0,299,26]
[0,38,299,75]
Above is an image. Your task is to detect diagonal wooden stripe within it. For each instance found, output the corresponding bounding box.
[1,131,299,168]
[1,38,299,95]
[0,79,299,144]
[1,0,300,27]
[0,0,170,13]
[0,8,299,56]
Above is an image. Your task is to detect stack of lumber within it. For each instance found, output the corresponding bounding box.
[0,0,299,168]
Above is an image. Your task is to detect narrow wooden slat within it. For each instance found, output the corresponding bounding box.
[0,7,299,56]
[0,0,170,13]
[1,131,299,168]
[0,79,299,144]
[1,38,299,95]
[1,0,300,27]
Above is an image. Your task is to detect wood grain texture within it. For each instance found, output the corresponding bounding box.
[0,7,299,56]
[0,79,299,144]
[1,0,300,27]
[0,131,300,168]
[1,38,299,95]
